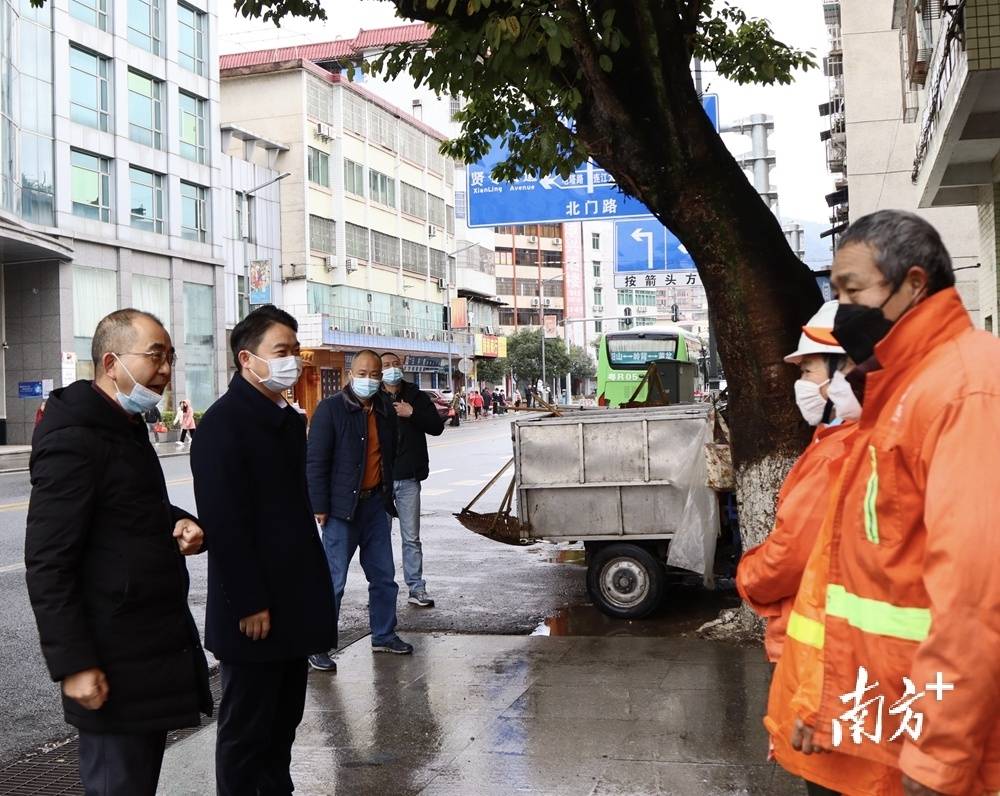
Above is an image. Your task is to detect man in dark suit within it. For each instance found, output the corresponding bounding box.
[191,305,335,796]
[307,349,411,671]
[25,308,211,795]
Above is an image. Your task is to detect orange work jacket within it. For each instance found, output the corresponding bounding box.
[772,288,1000,795]
[737,421,857,662]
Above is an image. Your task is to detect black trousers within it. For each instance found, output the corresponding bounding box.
[216,658,309,796]
[78,730,167,796]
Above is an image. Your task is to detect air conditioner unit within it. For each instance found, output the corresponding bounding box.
[402,329,416,339]
[593,278,601,287]
[376,327,385,336]
[316,122,333,140]
[527,235,537,244]
[323,255,334,272]
[636,306,649,315]
[593,305,604,314]
[552,237,562,246]
[345,257,357,274]
[436,278,446,289]
[361,324,377,335]
[531,298,539,307]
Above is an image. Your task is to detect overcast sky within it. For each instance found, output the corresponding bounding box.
[218,1,834,229]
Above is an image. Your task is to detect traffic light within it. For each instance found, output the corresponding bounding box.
[671,304,679,323]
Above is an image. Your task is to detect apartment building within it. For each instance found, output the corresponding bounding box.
[0,0,232,443]
[219,51,476,411]
[821,0,981,322]
[904,0,1000,332]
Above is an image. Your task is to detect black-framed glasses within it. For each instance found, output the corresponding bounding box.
[118,350,178,367]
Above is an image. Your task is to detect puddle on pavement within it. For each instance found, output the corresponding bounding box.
[532,579,740,638]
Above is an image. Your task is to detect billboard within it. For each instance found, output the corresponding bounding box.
[249,259,272,305]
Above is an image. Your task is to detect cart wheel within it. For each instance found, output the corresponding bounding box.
[587,543,664,619]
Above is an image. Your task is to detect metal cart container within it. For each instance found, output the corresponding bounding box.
[512,404,720,618]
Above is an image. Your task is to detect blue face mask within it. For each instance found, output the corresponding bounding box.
[382,367,403,385]
[112,354,163,414]
[351,377,379,399]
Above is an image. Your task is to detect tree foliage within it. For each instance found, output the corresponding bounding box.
[568,344,596,381]
[363,1,814,186]
[475,356,508,385]
[505,329,570,386]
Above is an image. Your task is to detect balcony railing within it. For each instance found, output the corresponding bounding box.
[284,304,474,349]
[912,0,966,182]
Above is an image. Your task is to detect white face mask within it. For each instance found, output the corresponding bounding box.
[111,354,163,414]
[382,367,403,385]
[828,370,862,421]
[794,378,830,427]
[247,352,302,393]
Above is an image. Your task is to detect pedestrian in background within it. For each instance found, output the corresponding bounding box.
[33,399,47,429]
[307,349,413,672]
[25,309,210,796]
[143,403,161,442]
[774,210,1000,796]
[471,390,483,420]
[481,387,492,417]
[380,351,445,609]
[175,399,196,445]
[191,305,336,796]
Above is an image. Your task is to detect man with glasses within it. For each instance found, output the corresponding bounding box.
[25,309,211,796]
[191,305,335,795]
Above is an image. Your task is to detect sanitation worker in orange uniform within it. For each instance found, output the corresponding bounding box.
[768,210,1000,796]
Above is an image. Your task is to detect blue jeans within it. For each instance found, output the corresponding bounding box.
[322,495,399,645]
[392,479,425,595]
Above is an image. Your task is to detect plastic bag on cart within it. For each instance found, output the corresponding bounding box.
[666,418,720,586]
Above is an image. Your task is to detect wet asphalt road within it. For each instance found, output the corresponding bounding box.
[0,414,594,766]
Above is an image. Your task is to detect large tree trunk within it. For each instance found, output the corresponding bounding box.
[564,6,823,627]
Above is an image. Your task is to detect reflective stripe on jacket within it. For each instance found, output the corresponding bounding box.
[774,289,1000,795]
[737,421,857,662]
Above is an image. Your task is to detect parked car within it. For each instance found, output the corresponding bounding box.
[423,390,452,422]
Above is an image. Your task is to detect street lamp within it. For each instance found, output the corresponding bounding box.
[240,171,291,309]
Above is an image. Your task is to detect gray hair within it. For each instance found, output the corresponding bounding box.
[92,308,165,367]
[838,209,954,294]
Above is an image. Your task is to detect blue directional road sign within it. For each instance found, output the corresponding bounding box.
[615,220,667,273]
[467,96,720,228]
[666,230,696,270]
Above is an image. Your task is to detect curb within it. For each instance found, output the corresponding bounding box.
[0,450,190,476]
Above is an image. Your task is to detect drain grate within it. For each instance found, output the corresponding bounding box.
[0,673,222,795]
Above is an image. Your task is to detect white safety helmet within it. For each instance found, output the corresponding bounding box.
[783,300,845,364]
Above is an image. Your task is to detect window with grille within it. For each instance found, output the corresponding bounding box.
[427,194,446,227]
[427,142,445,175]
[399,124,425,165]
[591,232,601,250]
[593,261,601,277]
[346,222,369,260]
[449,95,461,120]
[446,205,455,236]
[310,215,335,253]
[401,239,428,275]
[307,76,333,123]
[371,231,400,267]
[342,91,366,135]
[344,159,364,197]
[429,248,448,281]
[495,277,514,295]
[369,170,396,207]
[369,106,396,151]
[401,182,426,219]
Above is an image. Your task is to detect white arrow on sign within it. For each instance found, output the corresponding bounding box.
[630,227,655,269]
[539,174,560,190]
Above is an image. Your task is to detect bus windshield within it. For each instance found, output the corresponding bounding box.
[607,335,678,368]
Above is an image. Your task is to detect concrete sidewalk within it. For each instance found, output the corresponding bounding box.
[0,441,189,473]
[157,633,803,796]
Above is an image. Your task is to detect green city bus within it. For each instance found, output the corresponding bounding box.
[596,325,706,406]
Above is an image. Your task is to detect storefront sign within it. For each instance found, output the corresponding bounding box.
[405,355,444,372]
[474,334,501,358]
